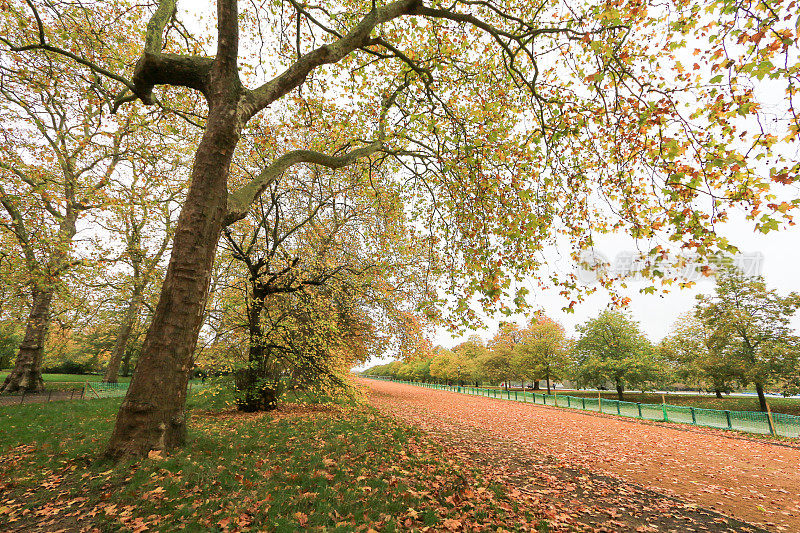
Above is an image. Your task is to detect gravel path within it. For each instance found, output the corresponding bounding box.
[362,379,800,532]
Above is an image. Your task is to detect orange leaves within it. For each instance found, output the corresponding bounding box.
[293,511,309,526]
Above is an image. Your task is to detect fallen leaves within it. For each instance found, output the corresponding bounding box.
[364,379,800,532]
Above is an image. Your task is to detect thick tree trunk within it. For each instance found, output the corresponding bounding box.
[755,382,768,412]
[104,92,240,458]
[1,287,54,393]
[546,374,551,395]
[615,381,624,401]
[103,289,144,383]
[715,389,723,399]
[533,381,540,390]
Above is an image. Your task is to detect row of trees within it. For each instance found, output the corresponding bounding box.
[0,0,797,459]
[365,268,800,410]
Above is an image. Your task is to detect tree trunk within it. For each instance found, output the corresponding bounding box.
[103,289,144,383]
[104,93,240,458]
[533,381,540,390]
[234,292,280,412]
[615,380,624,401]
[1,287,54,393]
[121,348,134,377]
[546,373,551,395]
[715,389,723,399]
[755,382,768,412]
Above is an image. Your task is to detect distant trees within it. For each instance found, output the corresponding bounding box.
[695,267,800,411]
[512,317,572,394]
[365,267,800,409]
[659,313,739,398]
[570,312,666,400]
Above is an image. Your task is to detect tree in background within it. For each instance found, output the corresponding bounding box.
[450,336,488,386]
[512,316,572,394]
[659,312,739,397]
[429,348,456,384]
[0,4,154,392]
[574,311,665,400]
[696,267,800,411]
[219,158,435,410]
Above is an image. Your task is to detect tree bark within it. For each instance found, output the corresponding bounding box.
[715,389,723,399]
[615,380,624,401]
[0,287,54,393]
[755,382,768,412]
[103,288,144,383]
[104,90,240,457]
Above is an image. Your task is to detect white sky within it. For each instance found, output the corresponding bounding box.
[434,211,800,346]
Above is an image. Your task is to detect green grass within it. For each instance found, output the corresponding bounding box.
[0,372,132,383]
[0,395,544,531]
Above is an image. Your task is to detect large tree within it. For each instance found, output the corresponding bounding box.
[3,0,797,456]
[696,267,800,411]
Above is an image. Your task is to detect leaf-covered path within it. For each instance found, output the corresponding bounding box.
[362,379,800,532]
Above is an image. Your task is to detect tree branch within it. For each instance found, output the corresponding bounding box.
[245,0,420,118]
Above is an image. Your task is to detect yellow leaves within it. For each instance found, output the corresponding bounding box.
[293,511,308,526]
[147,449,164,461]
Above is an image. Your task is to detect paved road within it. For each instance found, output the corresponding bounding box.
[363,379,800,532]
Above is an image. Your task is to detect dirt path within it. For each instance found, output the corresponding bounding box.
[362,379,800,532]
[0,389,84,406]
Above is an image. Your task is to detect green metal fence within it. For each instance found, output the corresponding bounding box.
[369,377,800,439]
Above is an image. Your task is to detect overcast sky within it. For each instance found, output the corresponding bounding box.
[434,210,800,345]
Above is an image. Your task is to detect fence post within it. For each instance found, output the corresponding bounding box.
[567,396,571,408]
[581,397,585,410]
[690,407,697,425]
[662,403,668,422]
[766,403,776,436]
[725,410,732,430]
[616,401,621,415]
[637,403,642,418]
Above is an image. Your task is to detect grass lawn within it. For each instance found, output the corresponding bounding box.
[0,395,547,532]
[0,372,132,384]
